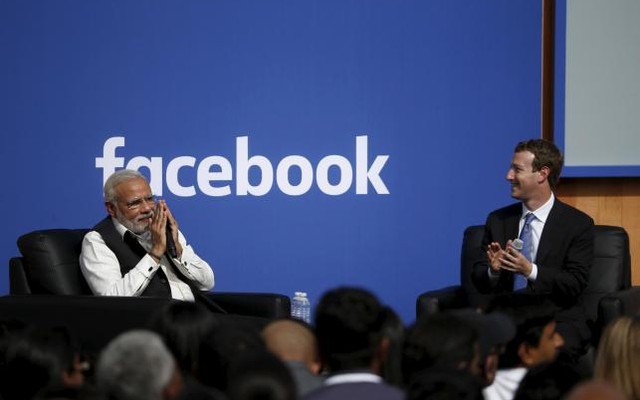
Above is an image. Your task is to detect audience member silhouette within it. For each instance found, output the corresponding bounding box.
[594,316,640,400]
[149,300,221,373]
[564,380,627,400]
[96,330,183,400]
[1,326,85,400]
[226,350,296,400]
[483,295,565,400]
[379,306,405,388]
[148,301,225,400]
[304,286,403,400]
[512,360,584,400]
[402,312,481,387]
[196,320,265,392]
[406,367,484,400]
[262,319,323,396]
[449,309,516,388]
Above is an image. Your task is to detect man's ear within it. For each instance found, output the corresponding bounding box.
[105,201,117,218]
[517,342,538,368]
[537,166,550,184]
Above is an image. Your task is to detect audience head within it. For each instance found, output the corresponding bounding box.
[103,169,155,234]
[196,320,265,391]
[564,380,627,400]
[489,294,563,369]
[1,326,84,400]
[450,309,515,387]
[402,311,481,386]
[262,318,320,374]
[594,316,640,400]
[314,286,387,374]
[226,350,297,400]
[96,330,182,400]
[149,300,219,375]
[407,367,484,400]
[380,306,406,387]
[512,360,584,400]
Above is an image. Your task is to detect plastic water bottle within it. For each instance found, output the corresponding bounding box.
[291,291,311,324]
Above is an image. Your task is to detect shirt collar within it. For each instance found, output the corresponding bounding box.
[522,192,554,224]
[324,372,382,386]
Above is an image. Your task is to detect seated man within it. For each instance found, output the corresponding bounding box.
[471,139,594,357]
[80,169,214,300]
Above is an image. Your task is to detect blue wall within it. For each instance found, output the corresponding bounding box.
[0,1,541,322]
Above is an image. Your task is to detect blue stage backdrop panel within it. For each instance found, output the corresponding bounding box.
[0,1,541,322]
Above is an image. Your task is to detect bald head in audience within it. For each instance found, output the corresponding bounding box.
[262,319,320,374]
[564,380,626,400]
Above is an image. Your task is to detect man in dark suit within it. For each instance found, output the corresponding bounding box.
[471,139,594,358]
[304,287,403,400]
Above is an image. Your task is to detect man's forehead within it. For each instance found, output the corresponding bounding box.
[115,178,152,196]
[511,151,535,166]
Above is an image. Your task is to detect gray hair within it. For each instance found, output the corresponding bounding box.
[97,330,176,400]
[104,169,147,203]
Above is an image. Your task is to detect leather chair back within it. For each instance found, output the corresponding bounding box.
[582,225,631,322]
[12,229,91,295]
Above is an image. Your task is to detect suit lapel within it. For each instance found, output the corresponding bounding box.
[536,201,563,263]
[504,206,520,243]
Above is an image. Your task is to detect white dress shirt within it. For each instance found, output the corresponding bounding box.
[488,194,555,282]
[79,218,214,300]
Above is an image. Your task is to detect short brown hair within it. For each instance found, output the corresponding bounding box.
[514,139,563,189]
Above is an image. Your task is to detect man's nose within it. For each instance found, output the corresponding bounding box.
[506,169,515,181]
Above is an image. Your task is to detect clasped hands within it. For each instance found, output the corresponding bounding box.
[486,240,532,278]
[148,200,182,259]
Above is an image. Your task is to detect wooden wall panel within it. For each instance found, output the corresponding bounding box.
[556,178,640,284]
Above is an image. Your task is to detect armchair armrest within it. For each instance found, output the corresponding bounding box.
[598,287,640,335]
[204,292,291,319]
[416,286,467,317]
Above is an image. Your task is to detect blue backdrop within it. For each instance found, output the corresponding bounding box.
[0,0,541,322]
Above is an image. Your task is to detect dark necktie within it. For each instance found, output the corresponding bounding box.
[514,212,535,290]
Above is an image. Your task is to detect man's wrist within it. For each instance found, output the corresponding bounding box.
[149,252,162,262]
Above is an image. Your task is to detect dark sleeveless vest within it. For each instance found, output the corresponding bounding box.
[93,216,171,297]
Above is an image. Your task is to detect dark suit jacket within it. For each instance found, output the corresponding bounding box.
[471,199,594,347]
[304,381,403,400]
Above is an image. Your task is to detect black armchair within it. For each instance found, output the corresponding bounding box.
[7,228,290,318]
[417,225,639,339]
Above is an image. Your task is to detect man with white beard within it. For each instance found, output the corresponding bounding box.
[80,169,214,300]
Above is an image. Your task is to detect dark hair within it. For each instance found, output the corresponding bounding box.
[513,360,584,400]
[402,312,478,385]
[488,294,556,369]
[1,326,80,400]
[314,286,386,373]
[227,350,296,400]
[196,320,265,391]
[514,139,563,189]
[380,306,405,387]
[407,367,484,400]
[149,301,219,374]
